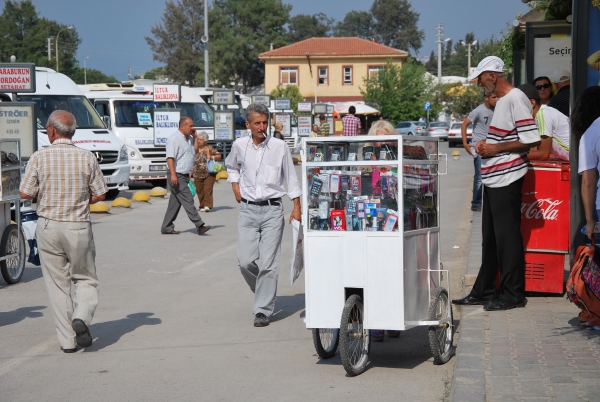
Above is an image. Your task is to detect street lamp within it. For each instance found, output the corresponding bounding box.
[55,25,73,72]
[84,56,89,85]
[436,23,451,81]
[467,40,478,78]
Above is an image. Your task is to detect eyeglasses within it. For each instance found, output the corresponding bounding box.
[535,83,551,90]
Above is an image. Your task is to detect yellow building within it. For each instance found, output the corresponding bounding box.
[258,37,409,102]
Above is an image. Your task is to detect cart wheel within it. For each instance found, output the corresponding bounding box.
[428,287,454,365]
[339,294,370,376]
[0,224,26,284]
[312,328,339,359]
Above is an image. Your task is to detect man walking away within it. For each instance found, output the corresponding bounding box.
[548,69,571,117]
[225,103,302,327]
[19,110,107,353]
[452,56,540,311]
[462,92,497,211]
[161,117,210,236]
[342,106,361,136]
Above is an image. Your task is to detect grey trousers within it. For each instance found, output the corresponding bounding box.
[36,219,99,349]
[237,201,285,316]
[161,173,205,233]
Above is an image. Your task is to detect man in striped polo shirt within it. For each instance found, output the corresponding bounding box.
[453,56,541,311]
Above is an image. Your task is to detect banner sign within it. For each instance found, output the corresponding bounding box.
[297,102,312,113]
[275,113,291,137]
[274,98,291,110]
[314,104,328,114]
[0,102,36,158]
[213,90,235,105]
[0,63,36,93]
[298,115,312,136]
[533,36,572,80]
[153,108,180,146]
[153,84,181,102]
[214,110,235,140]
[251,94,271,107]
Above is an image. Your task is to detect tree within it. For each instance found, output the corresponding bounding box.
[360,59,436,123]
[135,66,166,80]
[209,0,290,93]
[369,0,425,53]
[270,84,304,114]
[333,11,374,39]
[424,50,437,75]
[145,0,206,86]
[70,66,118,85]
[287,13,333,43]
[0,0,80,75]
[441,84,485,120]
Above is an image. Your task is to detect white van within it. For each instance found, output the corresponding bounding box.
[81,84,214,185]
[12,67,129,198]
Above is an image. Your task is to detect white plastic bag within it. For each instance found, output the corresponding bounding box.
[290,219,304,285]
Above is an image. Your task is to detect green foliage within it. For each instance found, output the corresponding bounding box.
[269,85,304,114]
[333,11,374,39]
[209,0,291,93]
[0,0,80,75]
[369,0,424,53]
[534,0,572,20]
[441,83,485,120]
[135,66,165,80]
[287,13,333,43]
[498,29,524,72]
[145,0,206,86]
[360,59,435,123]
[70,66,118,85]
[425,50,437,75]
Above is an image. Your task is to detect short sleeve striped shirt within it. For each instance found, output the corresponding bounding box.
[166,130,195,174]
[19,138,108,222]
[480,88,541,188]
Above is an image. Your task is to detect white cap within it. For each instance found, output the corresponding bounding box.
[468,56,506,81]
[550,68,570,83]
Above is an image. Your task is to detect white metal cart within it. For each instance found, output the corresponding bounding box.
[301,135,452,376]
[0,139,26,284]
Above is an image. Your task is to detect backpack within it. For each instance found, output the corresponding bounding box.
[566,241,600,328]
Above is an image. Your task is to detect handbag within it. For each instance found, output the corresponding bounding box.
[207,158,215,173]
[188,180,197,197]
[566,237,600,328]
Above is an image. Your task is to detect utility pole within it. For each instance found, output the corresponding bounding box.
[436,24,451,81]
[128,66,132,81]
[47,37,54,61]
[203,0,209,88]
[467,40,478,78]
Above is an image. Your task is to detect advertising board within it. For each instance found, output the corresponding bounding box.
[153,108,181,146]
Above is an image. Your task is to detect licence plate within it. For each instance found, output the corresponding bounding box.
[149,165,167,171]
[104,177,111,183]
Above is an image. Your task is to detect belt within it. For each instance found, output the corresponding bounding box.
[241,197,281,206]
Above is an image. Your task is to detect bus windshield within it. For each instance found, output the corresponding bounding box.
[17,95,105,130]
[113,100,213,128]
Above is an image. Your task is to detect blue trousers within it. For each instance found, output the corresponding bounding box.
[472,155,482,208]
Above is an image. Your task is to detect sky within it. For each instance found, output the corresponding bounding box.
[28,0,530,82]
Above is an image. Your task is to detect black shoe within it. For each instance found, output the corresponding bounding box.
[72,319,93,348]
[162,230,180,235]
[197,225,210,235]
[61,347,77,353]
[254,313,269,327]
[471,206,482,212]
[484,299,526,311]
[452,295,491,306]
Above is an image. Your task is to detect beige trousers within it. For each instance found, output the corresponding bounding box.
[36,219,99,349]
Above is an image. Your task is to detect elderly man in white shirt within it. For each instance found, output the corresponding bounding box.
[225,103,302,327]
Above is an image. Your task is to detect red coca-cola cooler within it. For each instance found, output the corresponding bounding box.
[520,161,570,294]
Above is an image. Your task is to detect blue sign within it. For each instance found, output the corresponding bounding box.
[424,102,432,111]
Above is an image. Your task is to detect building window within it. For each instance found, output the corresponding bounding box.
[318,67,328,85]
[368,66,384,81]
[343,66,353,85]
[280,67,298,85]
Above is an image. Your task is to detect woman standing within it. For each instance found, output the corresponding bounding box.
[533,76,555,105]
[310,124,319,137]
[273,122,284,140]
[193,131,221,212]
[576,86,600,240]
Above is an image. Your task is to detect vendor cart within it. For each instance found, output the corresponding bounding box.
[0,139,26,284]
[301,135,453,376]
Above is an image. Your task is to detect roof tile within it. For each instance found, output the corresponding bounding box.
[259,37,409,58]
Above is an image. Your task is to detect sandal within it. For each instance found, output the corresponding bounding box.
[370,330,384,342]
[387,330,401,338]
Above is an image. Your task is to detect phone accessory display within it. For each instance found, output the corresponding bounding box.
[329,174,341,193]
[350,175,361,195]
[330,210,346,231]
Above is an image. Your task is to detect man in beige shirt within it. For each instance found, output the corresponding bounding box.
[20,110,107,353]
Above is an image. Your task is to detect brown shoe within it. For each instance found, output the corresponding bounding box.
[162,230,180,235]
[197,225,210,235]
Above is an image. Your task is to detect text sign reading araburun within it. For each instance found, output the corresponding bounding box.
[153,84,181,102]
[154,108,181,146]
[0,63,36,93]
[213,90,234,105]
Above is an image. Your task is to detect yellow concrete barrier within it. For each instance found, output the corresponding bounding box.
[216,171,228,182]
[90,202,110,213]
[131,191,150,202]
[150,187,167,197]
[111,197,131,208]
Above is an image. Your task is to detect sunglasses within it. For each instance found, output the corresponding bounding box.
[535,83,551,90]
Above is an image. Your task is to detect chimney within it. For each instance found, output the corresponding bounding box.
[270,43,273,51]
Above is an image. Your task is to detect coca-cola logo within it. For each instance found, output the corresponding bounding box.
[521,198,562,220]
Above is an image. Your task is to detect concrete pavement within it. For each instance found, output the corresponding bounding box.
[451,210,600,402]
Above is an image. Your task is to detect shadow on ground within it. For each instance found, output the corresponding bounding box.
[0,305,46,327]
[86,312,162,351]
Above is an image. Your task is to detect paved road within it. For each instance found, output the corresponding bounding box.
[0,142,474,401]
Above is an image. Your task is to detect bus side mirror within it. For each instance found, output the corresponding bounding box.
[102,115,111,130]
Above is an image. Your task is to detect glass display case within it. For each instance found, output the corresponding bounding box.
[0,139,21,201]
